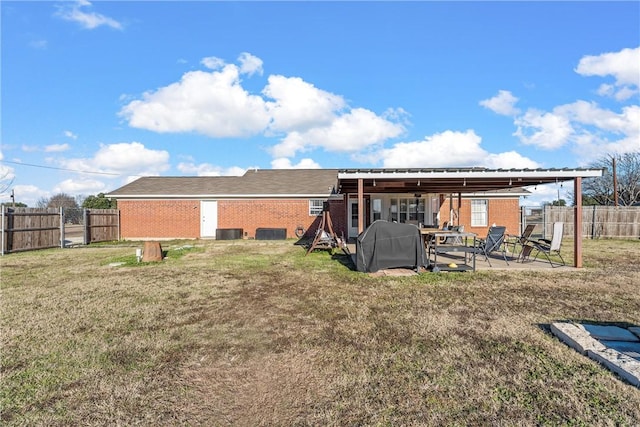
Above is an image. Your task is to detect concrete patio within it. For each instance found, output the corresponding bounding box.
[346,243,575,274]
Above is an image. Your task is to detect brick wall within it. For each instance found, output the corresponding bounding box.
[118,197,348,240]
[438,197,520,237]
[118,196,517,240]
[219,198,347,239]
[118,200,200,239]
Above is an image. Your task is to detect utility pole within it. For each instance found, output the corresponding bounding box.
[10,189,15,207]
[612,155,619,207]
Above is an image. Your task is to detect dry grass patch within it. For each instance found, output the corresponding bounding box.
[1,238,639,425]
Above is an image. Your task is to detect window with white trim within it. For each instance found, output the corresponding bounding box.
[471,199,488,227]
[309,199,324,216]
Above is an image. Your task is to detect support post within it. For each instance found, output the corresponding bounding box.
[357,178,364,234]
[574,177,583,268]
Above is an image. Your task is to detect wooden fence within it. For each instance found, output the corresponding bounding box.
[537,206,640,239]
[1,207,120,255]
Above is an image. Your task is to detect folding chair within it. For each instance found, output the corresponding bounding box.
[506,224,536,262]
[528,222,566,267]
[474,226,509,267]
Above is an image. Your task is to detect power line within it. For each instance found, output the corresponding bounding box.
[0,159,131,177]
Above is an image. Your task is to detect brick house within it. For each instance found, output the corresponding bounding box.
[107,167,606,241]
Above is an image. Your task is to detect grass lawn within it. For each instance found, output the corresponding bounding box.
[1,238,640,425]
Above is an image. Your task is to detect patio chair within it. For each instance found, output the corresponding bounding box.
[473,226,509,267]
[506,224,536,262]
[527,222,566,267]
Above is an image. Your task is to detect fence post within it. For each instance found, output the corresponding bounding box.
[60,206,65,248]
[591,205,597,239]
[83,209,90,245]
[1,206,4,256]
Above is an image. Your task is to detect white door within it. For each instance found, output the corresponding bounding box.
[348,200,359,238]
[200,200,218,238]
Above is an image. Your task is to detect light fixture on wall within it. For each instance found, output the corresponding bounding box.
[463,178,466,187]
[509,178,512,186]
[373,179,376,187]
[417,180,421,186]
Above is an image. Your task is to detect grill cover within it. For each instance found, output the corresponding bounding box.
[355,220,427,273]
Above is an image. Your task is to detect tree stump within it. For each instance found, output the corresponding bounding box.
[142,241,163,262]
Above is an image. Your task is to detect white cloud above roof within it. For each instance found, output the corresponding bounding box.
[575,46,639,100]
[271,157,321,169]
[513,108,574,150]
[264,75,345,132]
[120,54,405,161]
[271,108,405,158]
[57,142,169,177]
[120,65,271,137]
[379,130,540,169]
[54,178,106,195]
[177,161,246,176]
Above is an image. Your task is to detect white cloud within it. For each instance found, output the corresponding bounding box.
[64,130,78,140]
[58,142,170,177]
[8,184,46,207]
[270,157,321,169]
[120,64,270,138]
[201,56,225,70]
[575,46,640,100]
[485,47,639,160]
[380,130,486,168]
[513,108,574,150]
[176,162,245,176]
[479,90,521,116]
[45,143,70,153]
[54,178,106,195]
[272,108,405,158]
[379,129,540,169]
[238,52,263,76]
[0,149,16,185]
[21,145,39,153]
[121,53,406,163]
[483,151,540,169]
[264,75,346,132]
[54,0,123,30]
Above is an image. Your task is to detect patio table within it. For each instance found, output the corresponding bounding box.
[421,229,478,272]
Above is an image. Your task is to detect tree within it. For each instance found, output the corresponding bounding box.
[82,193,117,209]
[544,199,567,207]
[1,202,27,208]
[39,193,79,209]
[571,152,640,206]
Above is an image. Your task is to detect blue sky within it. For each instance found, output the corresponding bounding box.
[2,1,639,207]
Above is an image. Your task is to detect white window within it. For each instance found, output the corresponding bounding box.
[471,199,488,227]
[309,199,324,216]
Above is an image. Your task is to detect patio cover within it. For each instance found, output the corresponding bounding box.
[339,167,604,268]
[356,220,427,273]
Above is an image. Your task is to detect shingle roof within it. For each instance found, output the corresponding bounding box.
[106,169,340,198]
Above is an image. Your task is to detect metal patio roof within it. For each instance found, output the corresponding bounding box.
[336,167,604,194]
